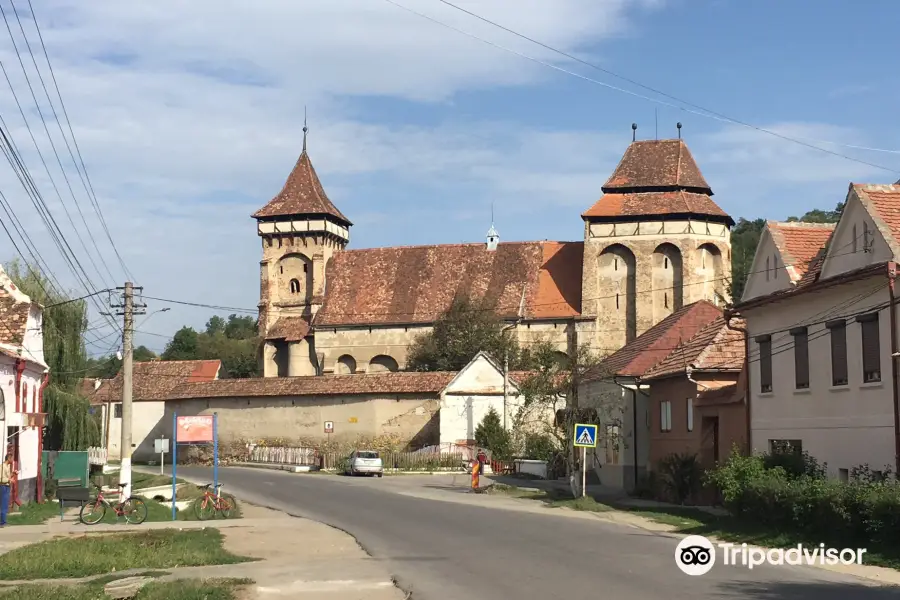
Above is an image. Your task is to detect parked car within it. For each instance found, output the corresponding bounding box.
[346,450,384,477]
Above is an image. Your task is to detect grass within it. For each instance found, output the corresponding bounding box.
[487,482,900,570]
[5,502,63,526]
[0,529,253,580]
[0,578,253,600]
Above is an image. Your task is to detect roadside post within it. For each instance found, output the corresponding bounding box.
[154,436,170,476]
[324,420,333,446]
[573,423,598,499]
[172,414,217,521]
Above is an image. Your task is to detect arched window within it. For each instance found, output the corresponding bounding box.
[652,243,683,324]
[368,355,399,373]
[289,279,301,294]
[335,355,357,375]
[599,244,637,343]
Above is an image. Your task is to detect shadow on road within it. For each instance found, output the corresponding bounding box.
[717,580,900,599]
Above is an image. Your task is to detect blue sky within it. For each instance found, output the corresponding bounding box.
[0,0,897,355]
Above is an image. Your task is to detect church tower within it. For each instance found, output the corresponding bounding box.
[579,126,734,352]
[253,124,352,377]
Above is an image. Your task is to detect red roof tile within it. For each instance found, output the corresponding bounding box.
[99,360,222,402]
[266,316,311,342]
[582,191,730,221]
[602,139,711,192]
[315,241,583,326]
[583,139,731,223]
[854,184,900,249]
[767,221,835,284]
[252,149,351,226]
[587,300,724,380]
[167,371,456,400]
[0,268,32,348]
[643,317,745,380]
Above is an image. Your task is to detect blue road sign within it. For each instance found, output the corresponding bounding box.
[573,423,598,448]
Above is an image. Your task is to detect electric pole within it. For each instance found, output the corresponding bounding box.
[111,282,145,498]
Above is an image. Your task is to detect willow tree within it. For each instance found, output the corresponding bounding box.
[6,260,99,450]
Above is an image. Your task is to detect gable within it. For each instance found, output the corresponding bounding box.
[442,353,520,396]
[740,227,792,302]
[820,189,892,281]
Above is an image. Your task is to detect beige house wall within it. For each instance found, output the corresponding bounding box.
[743,274,895,477]
[161,394,439,449]
[106,401,168,462]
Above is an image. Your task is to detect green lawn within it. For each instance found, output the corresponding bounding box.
[0,578,253,600]
[0,529,253,580]
[5,502,63,526]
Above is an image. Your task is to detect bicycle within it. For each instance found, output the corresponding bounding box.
[193,483,233,520]
[79,483,148,525]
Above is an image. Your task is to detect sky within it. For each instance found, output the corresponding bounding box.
[0,0,897,356]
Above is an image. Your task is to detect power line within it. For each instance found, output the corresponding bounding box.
[384,0,899,174]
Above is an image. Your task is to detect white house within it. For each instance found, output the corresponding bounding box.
[734,183,900,478]
[0,265,48,503]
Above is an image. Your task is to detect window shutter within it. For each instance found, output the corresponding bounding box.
[828,320,848,386]
[791,327,809,389]
[858,313,881,382]
[756,335,773,393]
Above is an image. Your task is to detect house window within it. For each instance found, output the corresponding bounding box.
[858,312,881,383]
[773,256,778,279]
[863,222,872,252]
[839,468,849,483]
[114,404,122,418]
[791,327,809,389]
[827,319,848,386]
[289,278,301,294]
[765,257,770,281]
[756,334,773,393]
[769,439,802,454]
[687,397,694,432]
[852,224,858,253]
[660,400,672,432]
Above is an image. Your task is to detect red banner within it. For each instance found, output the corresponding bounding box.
[176,415,214,443]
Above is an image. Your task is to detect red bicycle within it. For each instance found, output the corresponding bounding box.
[79,483,148,525]
[193,483,233,520]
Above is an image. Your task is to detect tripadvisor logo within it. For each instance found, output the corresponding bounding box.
[675,535,867,575]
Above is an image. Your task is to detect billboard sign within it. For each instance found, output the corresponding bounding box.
[176,415,214,443]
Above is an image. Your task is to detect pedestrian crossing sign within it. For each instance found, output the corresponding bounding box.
[573,423,598,448]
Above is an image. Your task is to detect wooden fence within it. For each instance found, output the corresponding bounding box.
[87,447,108,466]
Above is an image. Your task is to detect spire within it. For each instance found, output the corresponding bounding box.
[302,106,308,154]
[486,203,499,251]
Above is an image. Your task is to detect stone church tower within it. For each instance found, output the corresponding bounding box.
[253,127,352,377]
[579,133,733,352]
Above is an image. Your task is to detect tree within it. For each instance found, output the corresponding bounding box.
[729,217,765,302]
[160,314,261,378]
[6,260,99,451]
[407,296,526,372]
[162,327,200,361]
[787,202,844,224]
[86,345,157,379]
[475,407,511,460]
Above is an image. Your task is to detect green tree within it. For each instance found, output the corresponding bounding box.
[475,407,511,460]
[787,202,844,224]
[6,260,99,451]
[160,315,261,378]
[161,327,200,361]
[729,217,765,302]
[407,296,525,372]
[86,345,157,379]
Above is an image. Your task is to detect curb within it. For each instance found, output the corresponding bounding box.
[233,463,467,476]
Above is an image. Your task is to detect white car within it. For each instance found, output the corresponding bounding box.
[346,450,384,477]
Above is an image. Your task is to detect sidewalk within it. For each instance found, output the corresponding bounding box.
[0,502,406,599]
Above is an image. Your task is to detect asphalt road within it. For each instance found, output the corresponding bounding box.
[169,466,900,600]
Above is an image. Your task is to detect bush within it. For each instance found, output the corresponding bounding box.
[657,453,703,504]
[763,442,826,479]
[523,434,558,462]
[707,450,900,548]
[475,407,511,460]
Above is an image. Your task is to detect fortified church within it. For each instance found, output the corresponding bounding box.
[254,125,734,378]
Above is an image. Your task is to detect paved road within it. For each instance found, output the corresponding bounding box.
[169,466,899,600]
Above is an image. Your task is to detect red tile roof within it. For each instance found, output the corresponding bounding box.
[582,191,730,221]
[587,300,724,380]
[602,140,711,192]
[167,371,456,400]
[766,221,835,284]
[854,184,900,250]
[0,269,32,348]
[643,317,745,380]
[582,139,731,223]
[252,149,352,226]
[98,360,222,402]
[266,316,311,342]
[315,241,583,326]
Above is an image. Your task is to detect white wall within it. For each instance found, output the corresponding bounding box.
[742,228,792,302]
[820,195,892,280]
[745,275,895,476]
[106,401,167,461]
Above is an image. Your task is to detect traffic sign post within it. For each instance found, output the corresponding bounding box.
[154,436,170,475]
[573,423,598,499]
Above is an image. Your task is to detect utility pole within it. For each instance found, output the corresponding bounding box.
[112,282,146,498]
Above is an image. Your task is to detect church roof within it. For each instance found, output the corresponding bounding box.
[314,240,583,327]
[252,148,352,226]
[582,139,732,224]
